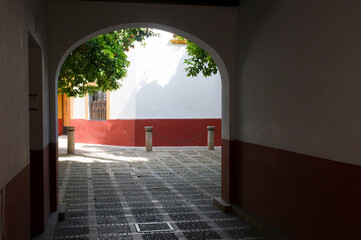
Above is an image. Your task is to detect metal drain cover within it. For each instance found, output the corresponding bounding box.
[135,222,174,232]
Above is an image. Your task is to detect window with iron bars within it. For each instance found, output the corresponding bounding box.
[89,91,106,120]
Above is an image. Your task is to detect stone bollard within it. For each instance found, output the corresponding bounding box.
[67,126,75,154]
[145,126,153,151]
[207,126,215,150]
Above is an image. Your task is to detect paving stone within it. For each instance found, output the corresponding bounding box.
[98,236,133,240]
[97,224,131,235]
[96,209,125,217]
[127,202,155,208]
[94,197,120,203]
[168,213,201,221]
[196,205,220,212]
[63,198,89,204]
[206,212,237,219]
[226,228,269,239]
[141,232,178,240]
[96,216,128,225]
[131,208,161,215]
[183,230,221,240]
[53,141,269,240]
[56,218,89,228]
[163,206,194,213]
[176,221,211,230]
[158,201,186,207]
[214,219,250,228]
[125,195,151,202]
[94,192,118,198]
[191,199,213,205]
[134,214,165,223]
[66,210,88,218]
[54,226,89,237]
[152,195,179,201]
[95,203,123,209]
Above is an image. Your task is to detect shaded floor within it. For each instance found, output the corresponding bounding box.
[50,138,268,239]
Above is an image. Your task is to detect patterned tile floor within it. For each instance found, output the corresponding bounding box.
[40,137,269,240]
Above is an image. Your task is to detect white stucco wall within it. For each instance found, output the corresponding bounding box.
[72,97,86,119]
[73,30,221,120]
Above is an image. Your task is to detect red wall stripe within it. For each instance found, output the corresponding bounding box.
[30,146,50,235]
[1,165,30,240]
[58,119,63,136]
[70,119,221,147]
[49,142,58,212]
[223,139,361,240]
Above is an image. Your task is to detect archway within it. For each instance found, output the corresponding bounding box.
[55,23,231,139]
[47,2,239,218]
[58,28,222,148]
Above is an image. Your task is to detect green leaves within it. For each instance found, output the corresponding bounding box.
[183,41,218,78]
[58,28,157,97]
[58,29,217,97]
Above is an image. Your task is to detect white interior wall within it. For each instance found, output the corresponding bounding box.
[237,0,361,165]
[0,0,48,189]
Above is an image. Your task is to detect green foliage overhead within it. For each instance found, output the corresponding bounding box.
[182,39,218,78]
[58,28,157,97]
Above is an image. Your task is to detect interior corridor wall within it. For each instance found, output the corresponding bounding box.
[0,0,52,238]
[233,0,361,239]
[71,30,222,146]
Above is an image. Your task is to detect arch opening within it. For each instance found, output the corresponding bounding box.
[50,19,235,224]
[55,23,230,91]
[55,24,229,148]
[54,25,229,239]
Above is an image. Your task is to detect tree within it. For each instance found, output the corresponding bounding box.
[184,40,218,78]
[170,35,218,78]
[58,28,157,97]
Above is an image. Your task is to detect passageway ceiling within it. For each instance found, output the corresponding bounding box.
[79,0,239,7]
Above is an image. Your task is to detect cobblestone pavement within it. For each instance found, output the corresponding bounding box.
[52,138,268,240]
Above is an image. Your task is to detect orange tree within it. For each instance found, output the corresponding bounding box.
[58,28,156,97]
[184,40,218,78]
[171,35,218,78]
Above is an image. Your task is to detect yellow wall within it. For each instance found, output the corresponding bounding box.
[58,94,62,119]
[62,94,71,126]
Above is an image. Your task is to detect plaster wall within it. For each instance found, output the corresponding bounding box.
[109,64,137,119]
[0,0,49,189]
[29,47,45,150]
[237,0,361,165]
[0,0,50,237]
[28,0,50,150]
[72,30,221,120]
[72,97,86,119]
[48,0,238,142]
[133,31,221,119]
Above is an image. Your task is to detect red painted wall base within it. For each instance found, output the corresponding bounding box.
[58,119,63,136]
[0,165,30,240]
[49,142,58,212]
[222,139,361,240]
[70,119,221,147]
[30,146,50,236]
